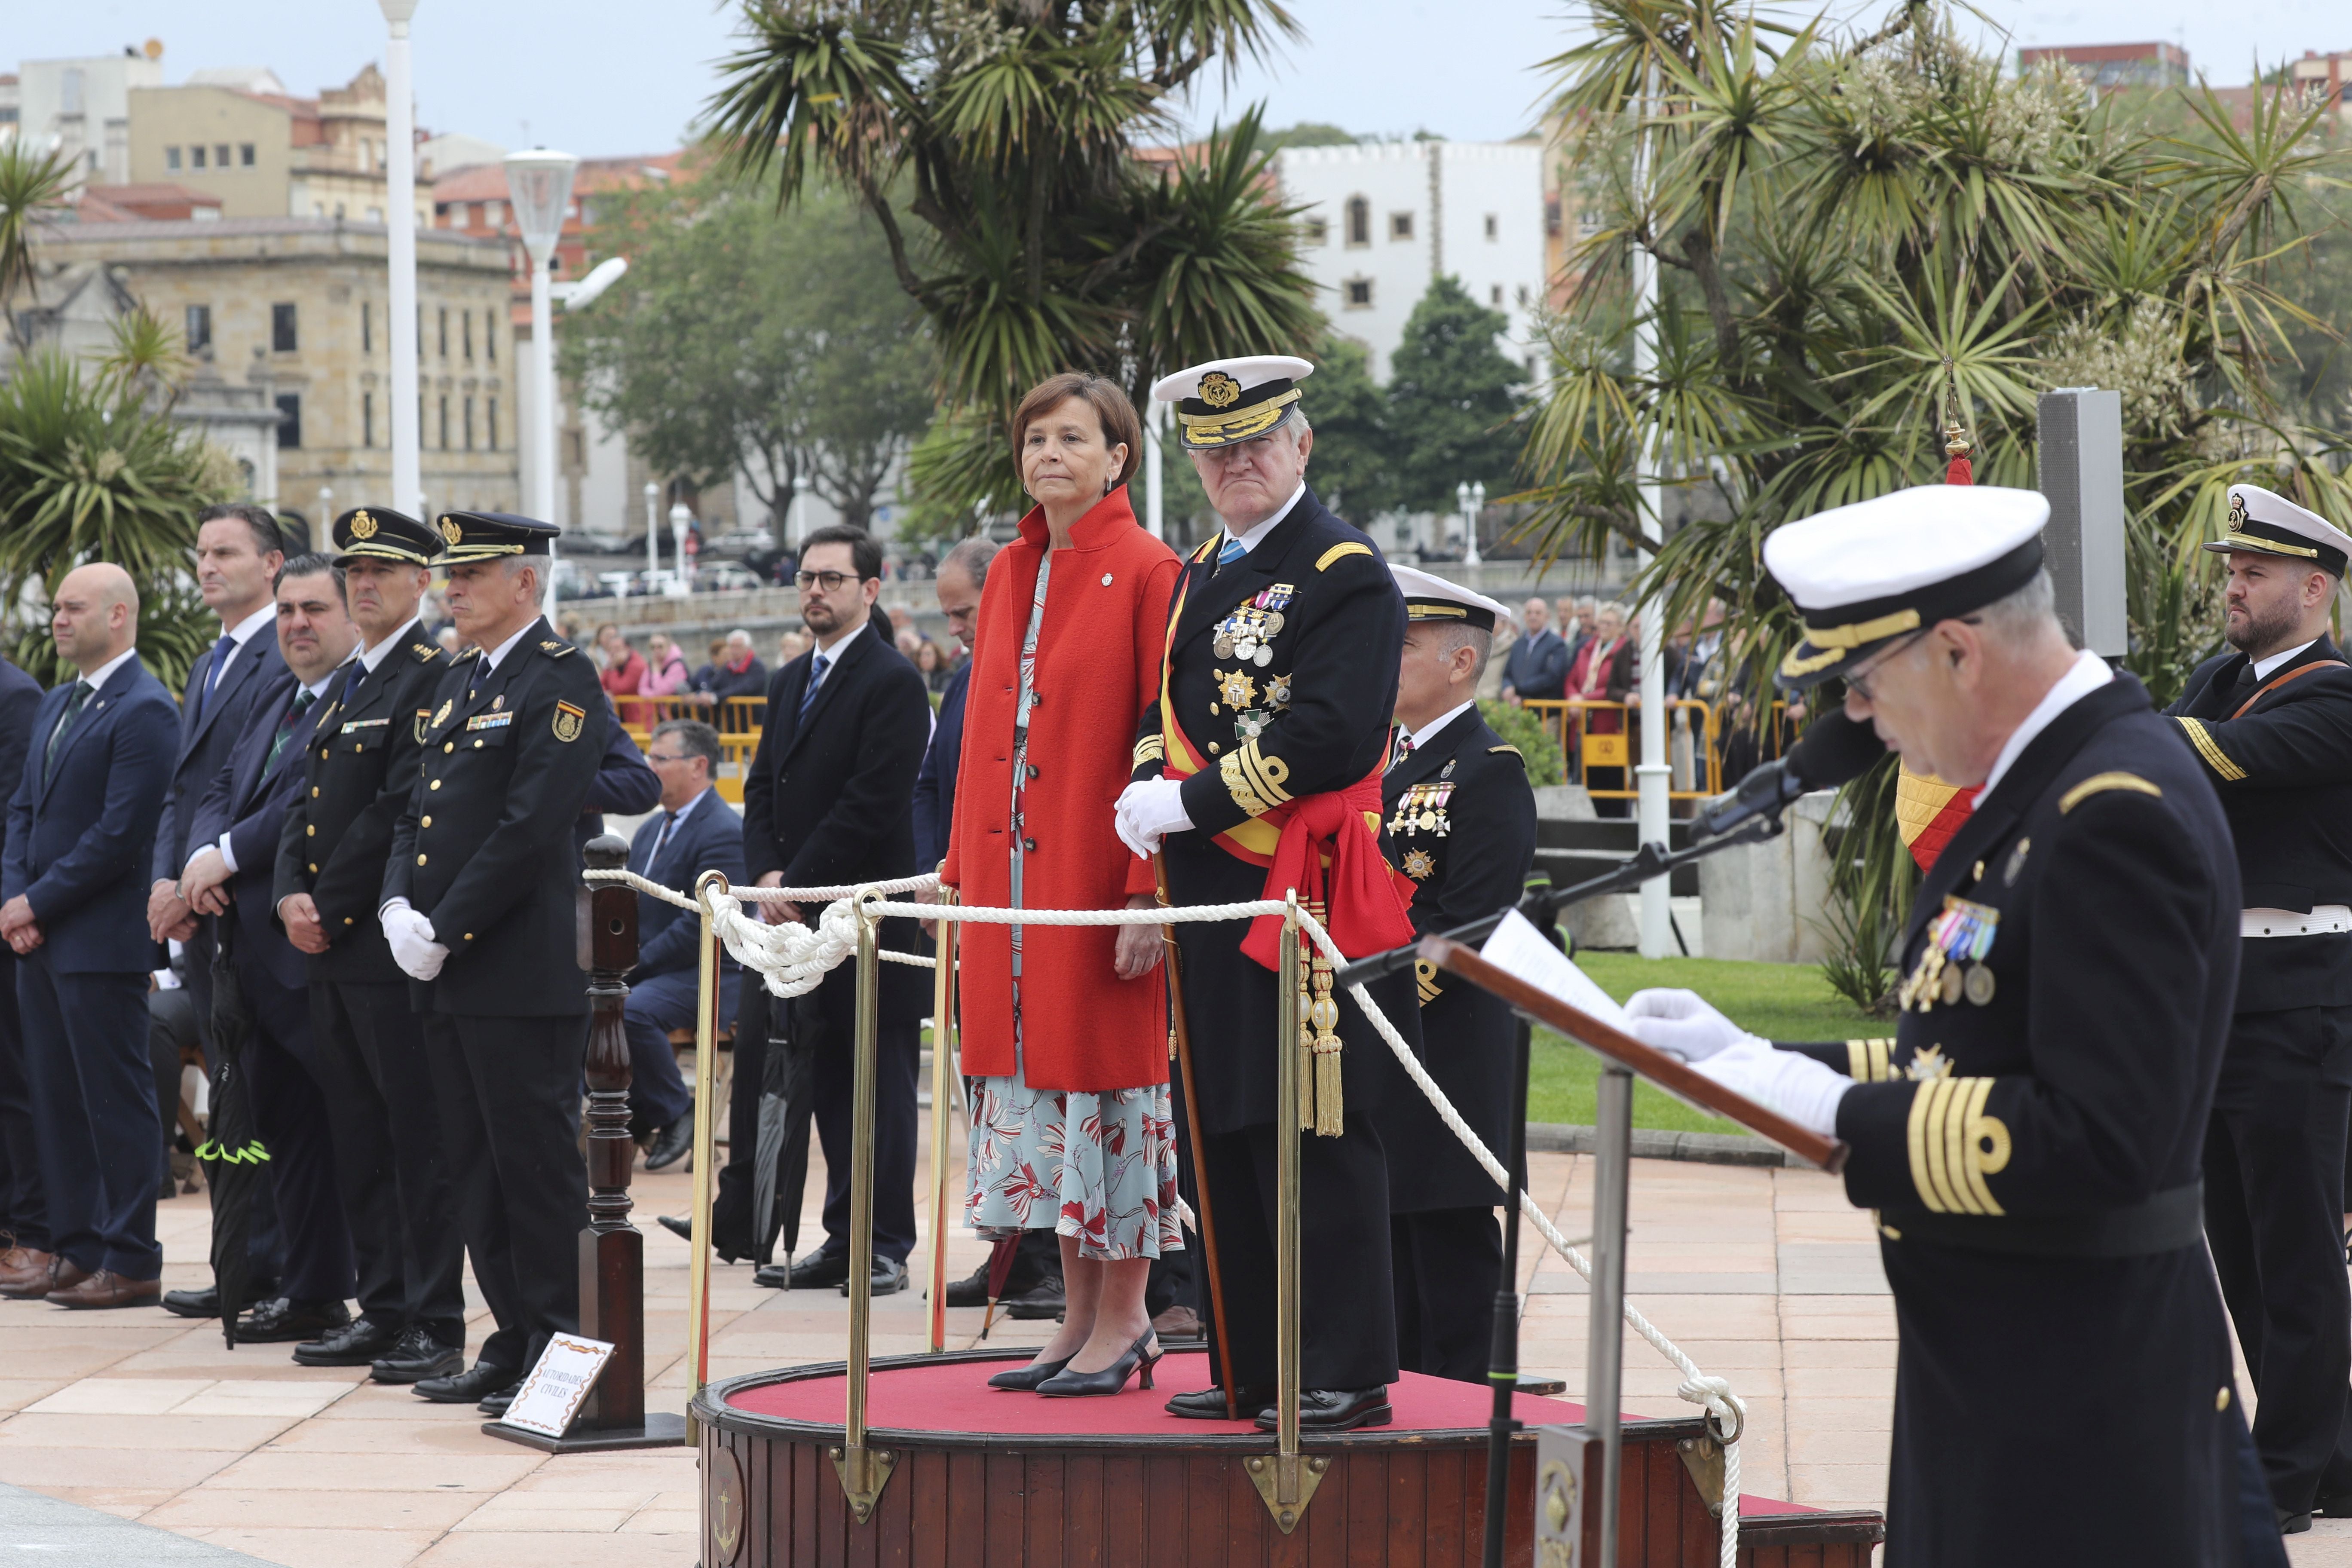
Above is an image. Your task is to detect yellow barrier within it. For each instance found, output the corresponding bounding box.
[1516,697,1797,805]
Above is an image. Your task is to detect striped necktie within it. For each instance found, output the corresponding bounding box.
[1216,534,1246,567]
[267,689,318,772]
[797,653,830,726]
[44,682,92,783]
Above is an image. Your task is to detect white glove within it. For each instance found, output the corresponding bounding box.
[1623,988,1751,1063]
[380,902,450,981]
[1679,1035,1853,1138]
[1113,778,1192,859]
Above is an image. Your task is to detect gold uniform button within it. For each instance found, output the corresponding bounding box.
[474,739,484,748]
[416,854,428,866]
[2217,1387,2232,1411]
[306,825,315,836]
[464,933,473,941]
[343,917,354,926]
[311,787,320,797]
[429,780,441,790]
[443,741,454,753]
[307,863,318,873]
[421,815,432,828]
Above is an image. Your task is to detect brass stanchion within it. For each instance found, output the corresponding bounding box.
[926,882,959,1354]
[684,870,728,1442]
[1154,853,1239,1419]
[1250,892,1326,1533]
[831,889,896,1520]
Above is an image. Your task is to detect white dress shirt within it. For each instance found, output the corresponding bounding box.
[1217,481,1309,557]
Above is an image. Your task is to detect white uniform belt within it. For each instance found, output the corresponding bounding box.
[2243,906,2352,938]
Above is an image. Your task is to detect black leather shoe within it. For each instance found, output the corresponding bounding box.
[291,1316,403,1367]
[161,1286,218,1319]
[843,1258,909,1297]
[1003,1277,1067,1320]
[1254,1387,1394,1433]
[986,1356,1074,1391]
[645,1119,692,1172]
[479,1387,518,1417]
[657,1214,692,1243]
[1038,1332,1161,1398]
[371,1325,466,1385]
[2280,1508,2314,1534]
[2315,1489,2352,1519]
[236,1297,352,1343]
[942,1253,1047,1309]
[780,1250,852,1289]
[413,1360,521,1405]
[1165,1384,1272,1420]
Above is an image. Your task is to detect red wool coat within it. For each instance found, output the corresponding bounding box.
[941,488,1182,1091]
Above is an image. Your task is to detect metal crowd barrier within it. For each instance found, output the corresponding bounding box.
[1517,697,1797,808]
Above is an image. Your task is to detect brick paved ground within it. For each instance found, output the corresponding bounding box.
[3,1118,2344,1564]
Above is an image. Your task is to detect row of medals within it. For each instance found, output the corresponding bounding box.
[1389,781,1455,837]
[1898,894,1999,1012]
[1213,591,1291,667]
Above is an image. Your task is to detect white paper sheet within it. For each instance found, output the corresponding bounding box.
[1477,909,1635,1035]
[496,1332,616,1439]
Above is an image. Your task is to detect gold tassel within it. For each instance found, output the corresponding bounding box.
[1297,961,1317,1132]
[1308,910,1345,1136]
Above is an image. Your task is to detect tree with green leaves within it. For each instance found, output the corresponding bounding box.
[0,351,233,689]
[1386,276,1528,514]
[1296,331,1395,525]
[561,176,932,541]
[1516,0,2348,1002]
[0,142,76,355]
[702,0,1323,525]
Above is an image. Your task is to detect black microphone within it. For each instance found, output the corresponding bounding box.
[1694,710,1887,839]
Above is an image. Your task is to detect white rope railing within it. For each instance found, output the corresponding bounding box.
[588,867,1747,1558]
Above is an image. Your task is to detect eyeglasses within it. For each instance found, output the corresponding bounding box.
[645,750,694,766]
[1843,630,1929,703]
[794,570,866,592]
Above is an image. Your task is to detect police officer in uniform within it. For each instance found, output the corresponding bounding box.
[1376,568,1535,1384]
[378,511,606,1415]
[2163,483,2352,1530]
[273,506,466,1386]
[1619,486,2257,1566]
[1115,356,1422,1433]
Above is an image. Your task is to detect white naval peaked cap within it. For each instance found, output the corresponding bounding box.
[1763,484,2050,689]
[1149,355,1315,450]
[1390,564,1516,633]
[2202,481,2352,574]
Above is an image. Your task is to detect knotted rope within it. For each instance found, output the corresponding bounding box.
[583,867,1749,1558]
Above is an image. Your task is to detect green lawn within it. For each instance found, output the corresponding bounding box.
[1523,954,1881,1132]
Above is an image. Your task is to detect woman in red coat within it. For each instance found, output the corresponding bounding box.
[941,373,1184,1397]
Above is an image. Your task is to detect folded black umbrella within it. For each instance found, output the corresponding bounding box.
[199,924,269,1348]
[752,1002,819,1273]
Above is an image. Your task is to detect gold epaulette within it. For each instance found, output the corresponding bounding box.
[1316,542,1372,572]
[539,640,576,658]
[1489,744,1523,761]
[1906,1077,2010,1215]
[1133,735,1166,767]
[2172,718,2244,783]
[2060,769,2166,811]
[1845,1037,1896,1082]
[410,642,438,662]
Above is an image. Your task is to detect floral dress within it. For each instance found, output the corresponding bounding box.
[963,552,1184,1262]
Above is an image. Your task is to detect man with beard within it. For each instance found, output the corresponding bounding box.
[2165,483,2352,1532]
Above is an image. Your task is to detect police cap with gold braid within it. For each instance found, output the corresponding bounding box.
[1764,484,2049,690]
[331,505,441,568]
[1390,564,1515,634]
[2199,481,2352,576]
[1150,355,1315,450]
[434,509,561,565]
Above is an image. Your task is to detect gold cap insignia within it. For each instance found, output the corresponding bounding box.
[439,518,463,545]
[350,511,378,540]
[2226,495,2247,532]
[1198,371,1241,409]
[552,700,587,743]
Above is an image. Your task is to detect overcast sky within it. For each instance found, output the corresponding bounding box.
[11,0,2343,160]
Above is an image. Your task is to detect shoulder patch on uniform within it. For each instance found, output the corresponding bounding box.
[552,700,587,742]
[2058,771,2162,814]
[539,640,575,658]
[1316,541,1373,572]
[1488,744,1524,761]
[410,642,438,662]
[451,646,479,663]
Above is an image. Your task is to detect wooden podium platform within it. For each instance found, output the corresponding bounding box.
[690,1349,1883,1566]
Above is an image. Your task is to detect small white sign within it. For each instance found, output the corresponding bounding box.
[498,1333,616,1439]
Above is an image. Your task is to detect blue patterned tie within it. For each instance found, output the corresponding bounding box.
[797,653,830,726]
[191,633,236,720]
[1217,534,1245,567]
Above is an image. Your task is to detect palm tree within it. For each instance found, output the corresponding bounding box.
[0,142,76,355]
[701,0,1323,524]
[1515,0,2349,999]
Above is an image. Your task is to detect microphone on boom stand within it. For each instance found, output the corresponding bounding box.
[1693,710,1888,840]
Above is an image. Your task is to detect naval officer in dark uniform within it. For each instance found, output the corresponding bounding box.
[1375,568,1535,1384]
[273,505,466,1386]
[2162,482,2352,1530]
[1620,485,2255,1566]
[379,511,606,1415]
[1117,356,1422,1433]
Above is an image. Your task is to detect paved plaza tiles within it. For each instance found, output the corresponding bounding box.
[3,1121,2348,1564]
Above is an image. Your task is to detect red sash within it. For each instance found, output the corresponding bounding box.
[1160,560,1417,968]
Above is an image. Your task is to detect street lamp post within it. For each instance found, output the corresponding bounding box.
[1455,481,1486,567]
[644,481,661,587]
[669,504,694,597]
[377,0,422,521]
[505,147,580,613]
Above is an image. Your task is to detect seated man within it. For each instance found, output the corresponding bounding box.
[625,720,744,1169]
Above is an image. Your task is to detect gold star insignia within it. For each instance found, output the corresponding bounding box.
[1218,668,1257,709]
[1905,1044,1951,1081]
[1403,848,1436,880]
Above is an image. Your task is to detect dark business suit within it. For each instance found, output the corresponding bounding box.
[623,788,745,1131]
[1500,626,1568,703]
[733,620,930,1264]
[3,655,179,1279]
[911,662,968,872]
[576,706,660,861]
[190,670,354,1305]
[276,629,465,1346]
[0,657,47,1255]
